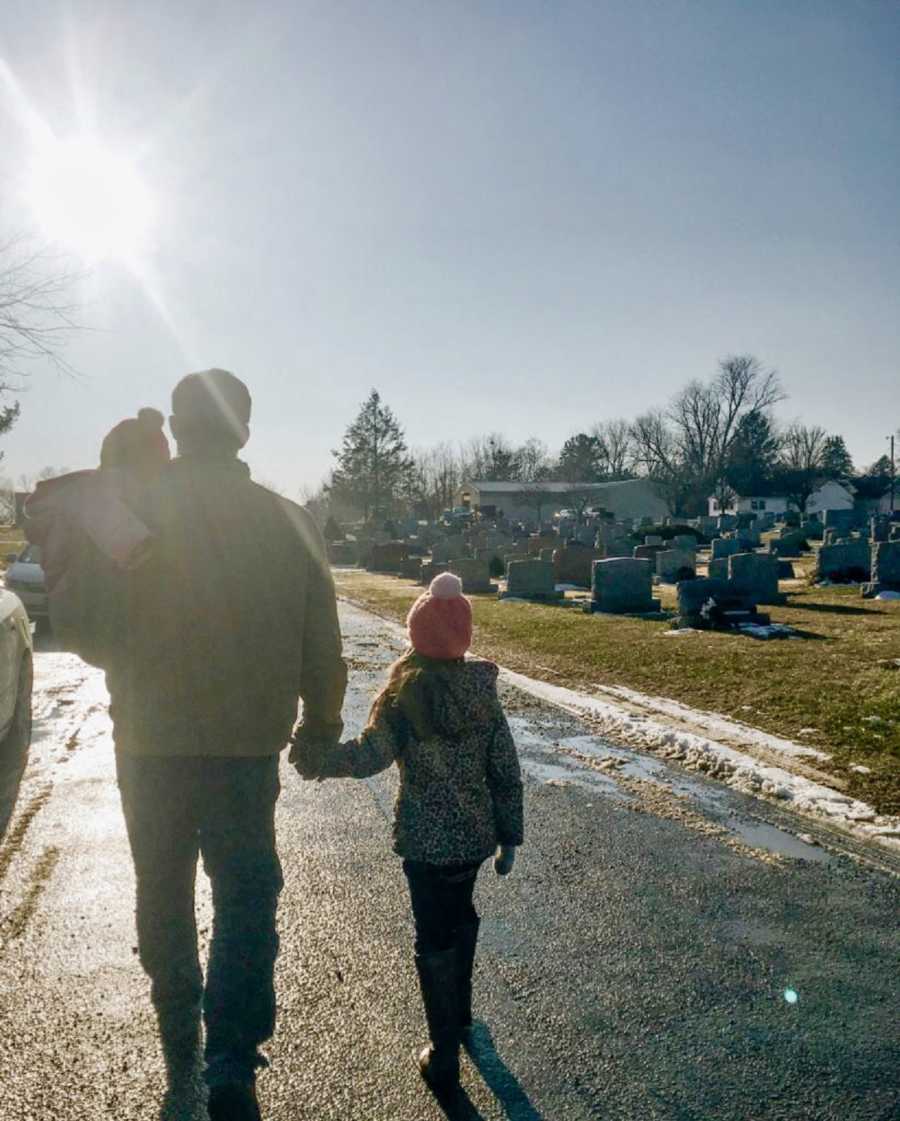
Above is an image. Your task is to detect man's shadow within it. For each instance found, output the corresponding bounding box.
[432,1021,546,1121]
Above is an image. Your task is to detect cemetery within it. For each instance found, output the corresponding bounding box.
[329,503,900,818]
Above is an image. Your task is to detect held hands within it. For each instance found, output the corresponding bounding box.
[289,731,331,781]
[493,844,517,877]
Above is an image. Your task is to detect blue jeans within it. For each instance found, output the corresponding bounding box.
[116,753,283,1083]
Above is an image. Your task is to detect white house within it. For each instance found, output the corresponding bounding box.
[708,480,856,517]
[459,478,670,524]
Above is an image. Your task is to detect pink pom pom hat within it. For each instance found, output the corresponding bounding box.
[406,572,473,661]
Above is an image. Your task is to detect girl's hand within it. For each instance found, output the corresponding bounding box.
[493,844,516,877]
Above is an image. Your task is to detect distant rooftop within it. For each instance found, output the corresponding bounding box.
[465,478,648,493]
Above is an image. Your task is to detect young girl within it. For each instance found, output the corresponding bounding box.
[294,571,523,1091]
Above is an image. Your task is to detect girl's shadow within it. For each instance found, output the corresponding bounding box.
[433,1022,546,1121]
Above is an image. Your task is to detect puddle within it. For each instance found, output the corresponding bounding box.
[724,818,833,863]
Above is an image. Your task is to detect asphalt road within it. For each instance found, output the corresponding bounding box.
[0,602,898,1121]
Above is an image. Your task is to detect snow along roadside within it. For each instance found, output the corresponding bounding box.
[340,598,900,852]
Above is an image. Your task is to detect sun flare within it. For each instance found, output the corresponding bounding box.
[26,136,156,263]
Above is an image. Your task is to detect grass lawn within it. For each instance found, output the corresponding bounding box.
[334,566,900,817]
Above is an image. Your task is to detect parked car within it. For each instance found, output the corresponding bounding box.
[0,588,33,763]
[4,544,48,622]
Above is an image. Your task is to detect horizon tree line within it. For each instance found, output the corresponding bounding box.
[310,357,895,526]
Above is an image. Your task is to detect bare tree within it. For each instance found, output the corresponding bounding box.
[516,437,553,483]
[0,235,82,384]
[776,423,828,512]
[631,355,784,515]
[593,418,635,479]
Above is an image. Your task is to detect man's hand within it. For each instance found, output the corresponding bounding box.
[289,730,330,781]
[493,844,517,877]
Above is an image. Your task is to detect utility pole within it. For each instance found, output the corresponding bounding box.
[890,434,896,515]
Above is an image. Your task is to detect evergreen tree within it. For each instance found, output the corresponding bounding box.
[556,433,605,482]
[0,402,19,464]
[723,410,780,495]
[820,435,854,479]
[330,390,413,522]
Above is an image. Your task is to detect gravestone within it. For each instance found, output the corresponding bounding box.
[717,515,738,532]
[587,558,659,614]
[735,530,761,549]
[366,541,409,574]
[400,557,424,581]
[823,509,856,537]
[539,547,555,563]
[862,541,900,597]
[672,534,698,551]
[870,517,890,544]
[553,541,602,587]
[728,552,784,605]
[656,548,696,584]
[675,577,769,630]
[527,533,558,556]
[768,531,808,557]
[816,540,871,583]
[711,537,741,560]
[329,540,360,566]
[419,561,448,585]
[501,560,563,601]
[449,557,493,594]
[707,558,729,580]
[602,537,634,559]
[644,535,664,547]
[634,544,664,562]
[777,561,795,580]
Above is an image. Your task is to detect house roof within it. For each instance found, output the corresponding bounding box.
[466,478,649,494]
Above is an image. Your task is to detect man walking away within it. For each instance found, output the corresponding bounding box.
[108,369,347,1121]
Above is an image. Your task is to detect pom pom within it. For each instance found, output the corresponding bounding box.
[429,572,463,599]
[137,407,165,430]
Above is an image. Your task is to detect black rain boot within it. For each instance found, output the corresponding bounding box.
[456,917,480,1038]
[414,948,461,1091]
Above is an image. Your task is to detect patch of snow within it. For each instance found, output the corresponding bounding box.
[498,667,899,850]
[875,590,900,601]
[737,623,797,640]
[591,683,832,763]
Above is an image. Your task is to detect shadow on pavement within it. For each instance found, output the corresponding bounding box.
[462,1022,545,1121]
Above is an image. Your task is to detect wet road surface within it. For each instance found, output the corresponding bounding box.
[0,602,898,1120]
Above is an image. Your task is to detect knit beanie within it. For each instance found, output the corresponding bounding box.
[100,408,170,474]
[406,572,473,661]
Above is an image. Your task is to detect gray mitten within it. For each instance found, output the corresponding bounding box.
[493,844,517,877]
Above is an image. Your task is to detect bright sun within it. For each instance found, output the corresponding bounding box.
[26,136,156,263]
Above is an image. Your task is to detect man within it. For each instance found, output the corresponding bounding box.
[107,370,346,1120]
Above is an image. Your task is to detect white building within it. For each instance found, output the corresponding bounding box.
[459,478,670,523]
[708,480,856,517]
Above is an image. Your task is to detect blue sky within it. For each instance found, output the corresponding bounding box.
[1,0,898,492]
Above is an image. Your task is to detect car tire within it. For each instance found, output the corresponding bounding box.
[0,652,33,763]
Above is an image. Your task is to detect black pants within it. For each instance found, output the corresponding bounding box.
[403,860,482,954]
[116,753,283,1080]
